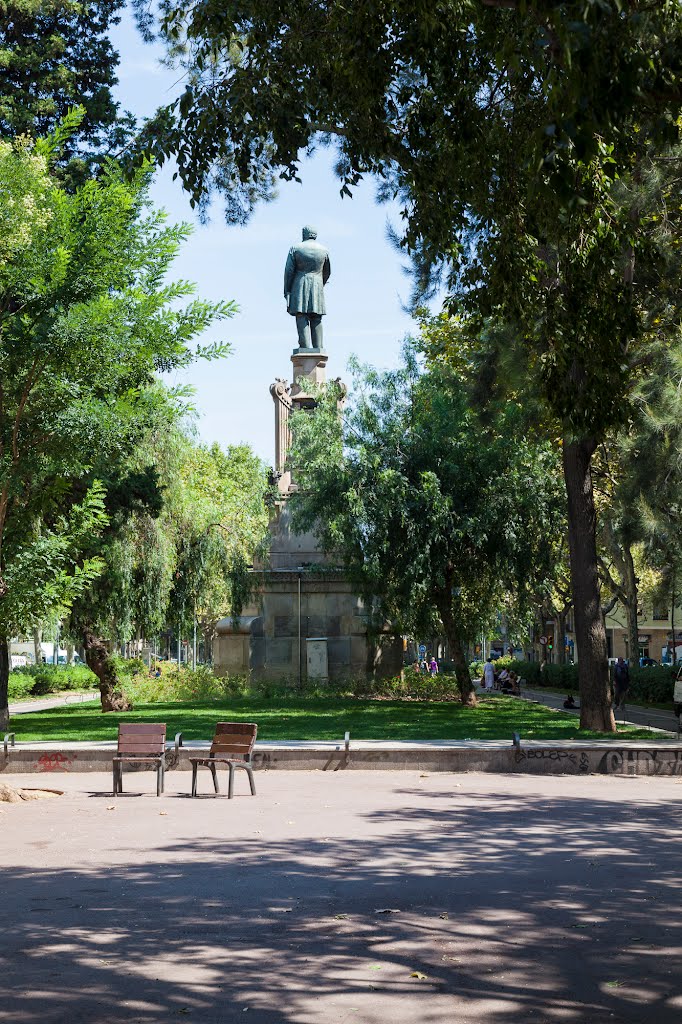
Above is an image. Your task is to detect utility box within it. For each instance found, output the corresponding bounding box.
[306,638,329,681]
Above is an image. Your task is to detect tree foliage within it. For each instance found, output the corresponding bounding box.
[288,346,565,703]
[0,0,133,181]
[0,123,235,722]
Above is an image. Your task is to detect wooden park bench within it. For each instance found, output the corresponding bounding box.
[189,722,257,799]
[112,723,167,796]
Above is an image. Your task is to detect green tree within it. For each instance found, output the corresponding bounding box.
[166,438,270,660]
[288,349,565,703]
[0,1,133,181]
[0,125,234,725]
[143,1,682,729]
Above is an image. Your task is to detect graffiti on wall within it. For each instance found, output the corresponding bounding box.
[514,749,577,766]
[36,752,74,772]
[513,746,682,776]
[599,750,682,776]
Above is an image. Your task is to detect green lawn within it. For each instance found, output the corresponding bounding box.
[9,695,663,743]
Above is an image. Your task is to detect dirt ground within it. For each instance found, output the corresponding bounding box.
[0,769,680,1024]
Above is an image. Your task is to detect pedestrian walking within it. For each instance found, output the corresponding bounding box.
[613,657,630,709]
[429,657,439,676]
[483,657,495,692]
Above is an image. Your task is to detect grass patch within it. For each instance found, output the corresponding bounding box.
[9,694,662,743]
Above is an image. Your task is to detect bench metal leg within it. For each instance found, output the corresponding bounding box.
[227,762,256,798]
[113,761,123,794]
[210,762,219,794]
[191,762,198,797]
[157,760,164,796]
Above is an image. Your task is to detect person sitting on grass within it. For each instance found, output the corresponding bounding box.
[563,694,578,709]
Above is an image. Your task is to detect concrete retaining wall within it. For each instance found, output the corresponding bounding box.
[3,743,682,776]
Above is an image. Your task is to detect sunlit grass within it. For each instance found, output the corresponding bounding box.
[10,695,660,743]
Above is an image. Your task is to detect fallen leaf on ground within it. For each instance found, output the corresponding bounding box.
[369,965,383,971]
[334,913,348,920]
[159,811,168,816]
[411,972,428,980]
[439,913,449,920]
[605,981,624,988]
[419,774,429,778]
[375,908,401,914]
[106,806,116,811]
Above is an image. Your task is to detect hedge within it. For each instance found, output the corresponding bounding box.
[8,664,97,699]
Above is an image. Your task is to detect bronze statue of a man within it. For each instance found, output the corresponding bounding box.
[283,225,331,349]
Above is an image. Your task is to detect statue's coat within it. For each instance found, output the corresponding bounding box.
[284,240,331,315]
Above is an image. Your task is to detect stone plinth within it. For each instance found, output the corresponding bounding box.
[214,569,403,682]
[290,347,328,402]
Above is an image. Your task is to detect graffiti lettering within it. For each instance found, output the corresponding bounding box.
[579,752,590,774]
[514,749,577,765]
[600,750,682,776]
[36,752,73,772]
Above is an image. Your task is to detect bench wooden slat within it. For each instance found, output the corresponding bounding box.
[116,745,164,753]
[114,755,164,762]
[209,722,257,758]
[117,723,166,755]
[118,724,166,736]
[116,741,164,749]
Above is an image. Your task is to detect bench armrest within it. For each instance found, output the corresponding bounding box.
[3,733,15,757]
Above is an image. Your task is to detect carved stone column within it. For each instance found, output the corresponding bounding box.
[269,378,292,495]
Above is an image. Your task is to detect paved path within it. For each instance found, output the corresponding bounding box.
[521,686,681,734]
[8,691,98,715]
[1,771,681,1024]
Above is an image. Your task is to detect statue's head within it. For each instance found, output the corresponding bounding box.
[302,225,318,241]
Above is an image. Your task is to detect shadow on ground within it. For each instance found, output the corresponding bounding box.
[1,780,681,1023]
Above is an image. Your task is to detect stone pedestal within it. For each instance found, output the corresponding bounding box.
[290,347,328,401]
[214,340,401,683]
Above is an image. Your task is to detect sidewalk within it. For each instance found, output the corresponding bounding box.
[8,691,99,715]
[521,685,680,735]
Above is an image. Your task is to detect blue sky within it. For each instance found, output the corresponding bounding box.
[110,8,421,462]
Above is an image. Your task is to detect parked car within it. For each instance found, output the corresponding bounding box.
[639,656,659,667]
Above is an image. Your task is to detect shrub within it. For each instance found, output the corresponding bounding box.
[627,665,675,704]
[120,663,461,704]
[8,664,97,698]
[538,662,579,691]
[7,673,35,700]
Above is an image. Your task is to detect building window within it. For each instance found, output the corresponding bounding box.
[652,604,669,621]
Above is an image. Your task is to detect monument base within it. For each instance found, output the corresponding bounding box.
[215,336,401,682]
[214,571,403,683]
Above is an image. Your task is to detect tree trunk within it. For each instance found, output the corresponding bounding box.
[622,544,639,666]
[562,437,615,732]
[82,627,132,713]
[0,637,9,731]
[671,568,677,666]
[439,601,477,706]
[33,626,42,665]
[65,641,75,666]
[557,610,567,665]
